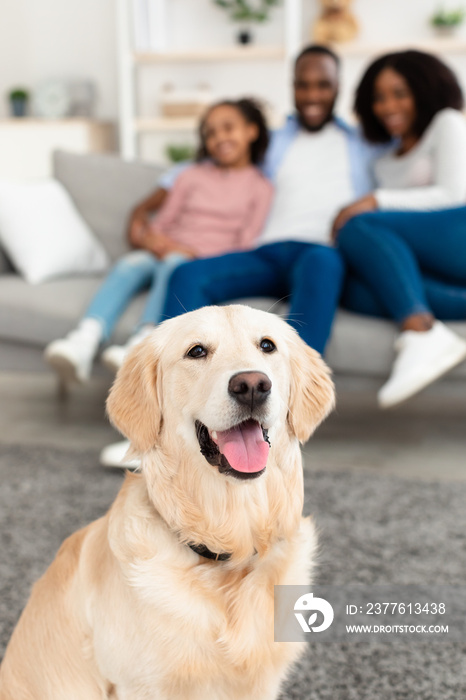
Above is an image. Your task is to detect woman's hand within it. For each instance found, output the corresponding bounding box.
[331,194,378,242]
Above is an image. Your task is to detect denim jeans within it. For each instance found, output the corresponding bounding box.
[84,250,188,339]
[338,206,466,322]
[161,241,345,354]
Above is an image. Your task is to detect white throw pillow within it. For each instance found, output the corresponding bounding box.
[0,179,109,284]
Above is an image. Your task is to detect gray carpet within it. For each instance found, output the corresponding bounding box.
[1,443,466,699]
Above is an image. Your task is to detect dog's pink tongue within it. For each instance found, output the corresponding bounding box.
[214,420,269,473]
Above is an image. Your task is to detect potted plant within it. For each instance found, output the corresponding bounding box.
[165,143,196,163]
[430,6,465,36]
[213,0,281,44]
[8,88,30,118]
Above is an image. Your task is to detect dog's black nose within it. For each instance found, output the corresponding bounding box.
[228,371,272,409]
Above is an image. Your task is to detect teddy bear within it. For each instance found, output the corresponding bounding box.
[313,0,359,44]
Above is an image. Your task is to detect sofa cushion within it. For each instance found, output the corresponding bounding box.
[0,179,109,284]
[0,274,144,346]
[53,151,165,262]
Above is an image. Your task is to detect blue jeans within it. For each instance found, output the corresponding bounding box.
[84,250,187,339]
[338,207,466,322]
[161,241,345,354]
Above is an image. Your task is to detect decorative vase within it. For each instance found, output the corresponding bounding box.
[432,25,460,37]
[237,26,253,44]
[10,98,27,118]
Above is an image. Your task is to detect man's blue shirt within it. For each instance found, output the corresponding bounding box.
[262,113,378,198]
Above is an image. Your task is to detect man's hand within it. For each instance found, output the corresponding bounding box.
[129,213,151,248]
[146,230,174,258]
[331,194,377,242]
[147,229,196,260]
[127,188,169,249]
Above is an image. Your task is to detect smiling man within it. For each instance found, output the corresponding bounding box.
[157,45,376,358]
[260,46,369,247]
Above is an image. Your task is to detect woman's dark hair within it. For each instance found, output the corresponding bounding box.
[355,50,464,143]
[196,97,270,165]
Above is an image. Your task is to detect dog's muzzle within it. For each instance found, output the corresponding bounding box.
[195,371,273,480]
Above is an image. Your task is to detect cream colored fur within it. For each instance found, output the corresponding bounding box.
[0,305,334,700]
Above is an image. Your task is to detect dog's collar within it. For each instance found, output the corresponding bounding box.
[188,543,232,562]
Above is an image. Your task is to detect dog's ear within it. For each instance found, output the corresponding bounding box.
[287,336,335,443]
[106,337,162,453]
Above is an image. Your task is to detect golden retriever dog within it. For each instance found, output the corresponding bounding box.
[0,304,334,700]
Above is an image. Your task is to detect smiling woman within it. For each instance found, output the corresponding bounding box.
[354,50,463,149]
[334,50,466,408]
[371,68,417,152]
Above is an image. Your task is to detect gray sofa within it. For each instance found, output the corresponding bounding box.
[1,149,466,380]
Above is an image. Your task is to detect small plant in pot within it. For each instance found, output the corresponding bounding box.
[430,6,465,36]
[213,0,281,44]
[8,88,30,118]
[165,143,196,163]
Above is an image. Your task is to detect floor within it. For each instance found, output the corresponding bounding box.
[1,370,465,482]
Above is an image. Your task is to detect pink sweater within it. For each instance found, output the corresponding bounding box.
[151,162,273,257]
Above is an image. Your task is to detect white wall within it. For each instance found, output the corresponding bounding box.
[0,0,117,119]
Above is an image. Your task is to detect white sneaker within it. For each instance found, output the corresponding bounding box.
[99,440,140,469]
[378,321,466,408]
[100,345,126,374]
[101,325,154,374]
[45,332,97,384]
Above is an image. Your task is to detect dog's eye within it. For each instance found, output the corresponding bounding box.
[260,338,276,353]
[186,344,208,359]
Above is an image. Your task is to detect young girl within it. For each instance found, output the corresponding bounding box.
[333,50,466,408]
[45,98,273,384]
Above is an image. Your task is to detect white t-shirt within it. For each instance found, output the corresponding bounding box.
[259,123,354,246]
[374,108,466,210]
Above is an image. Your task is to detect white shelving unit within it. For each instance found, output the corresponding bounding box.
[337,37,466,57]
[116,0,302,160]
[134,45,287,63]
